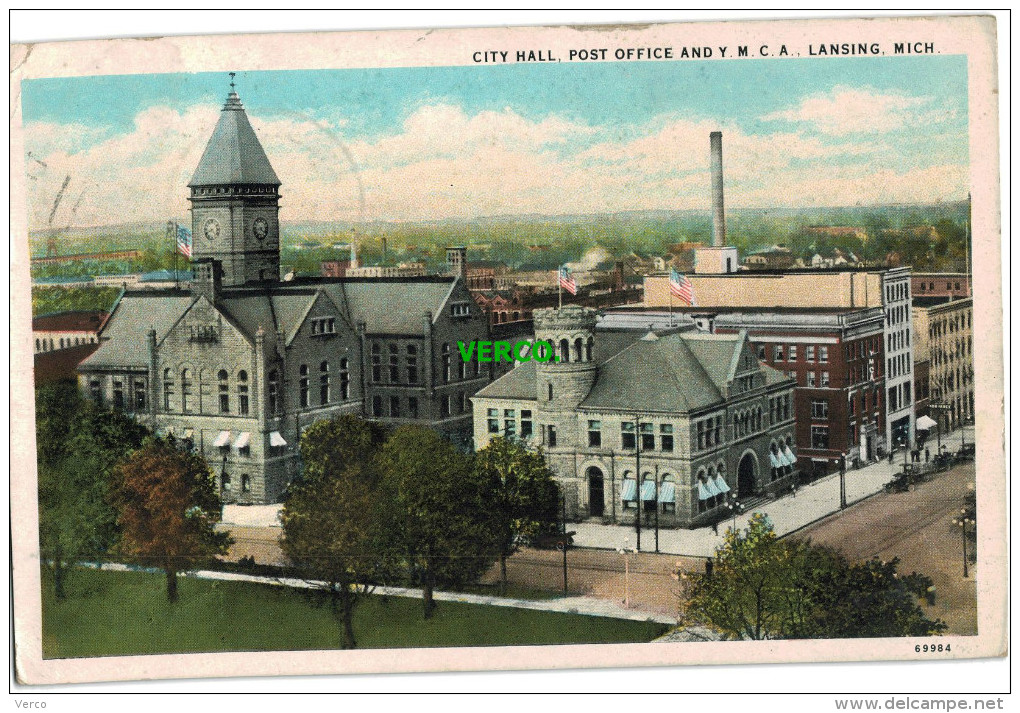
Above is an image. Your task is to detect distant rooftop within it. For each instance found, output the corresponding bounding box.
[33,310,109,332]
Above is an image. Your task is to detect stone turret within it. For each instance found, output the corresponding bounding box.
[534,305,598,412]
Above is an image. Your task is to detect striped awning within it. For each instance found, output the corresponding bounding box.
[714,475,731,494]
[269,431,287,447]
[697,482,712,501]
[212,430,231,448]
[769,452,781,469]
[784,446,797,465]
[640,480,657,501]
[704,477,721,497]
[621,480,638,501]
[658,482,676,502]
[233,432,251,449]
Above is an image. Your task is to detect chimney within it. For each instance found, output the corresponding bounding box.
[191,258,223,302]
[710,131,725,247]
[446,246,467,280]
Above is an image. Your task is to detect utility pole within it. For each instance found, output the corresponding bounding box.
[634,414,641,552]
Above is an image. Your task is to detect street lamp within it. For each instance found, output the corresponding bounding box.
[951,509,975,578]
[725,496,742,533]
[617,537,633,608]
[839,453,847,510]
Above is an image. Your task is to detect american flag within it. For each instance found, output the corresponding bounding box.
[558,266,577,295]
[176,224,193,258]
[669,269,695,305]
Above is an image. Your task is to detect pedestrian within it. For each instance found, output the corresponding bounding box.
[790,482,797,498]
[925,448,930,463]
[705,558,714,579]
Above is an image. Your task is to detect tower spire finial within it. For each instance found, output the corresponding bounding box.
[229,72,236,91]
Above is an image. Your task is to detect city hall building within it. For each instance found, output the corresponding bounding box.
[78,86,493,504]
[471,305,798,529]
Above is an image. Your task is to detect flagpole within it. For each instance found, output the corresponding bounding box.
[173,220,179,290]
[668,282,674,328]
[558,267,562,310]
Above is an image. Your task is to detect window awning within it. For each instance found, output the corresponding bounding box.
[640,480,656,501]
[916,415,938,431]
[212,431,231,448]
[658,481,676,503]
[714,475,731,494]
[783,446,797,465]
[697,482,712,501]
[269,431,287,447]
[621,480,637,502]
[769,452,781,469]
[704,478,721,498]
[234,432,251,449]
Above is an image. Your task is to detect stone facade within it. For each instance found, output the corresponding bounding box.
[472,306,797,529]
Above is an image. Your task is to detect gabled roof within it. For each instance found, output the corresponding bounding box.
[80,293,194,369]
[32,310,108,332]
[189,91,281,187]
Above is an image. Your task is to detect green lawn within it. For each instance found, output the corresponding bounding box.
[42,567,668,658]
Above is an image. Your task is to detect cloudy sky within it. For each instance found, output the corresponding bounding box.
[21,55,968,230]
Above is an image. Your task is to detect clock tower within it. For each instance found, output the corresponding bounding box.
[188,79,282,286]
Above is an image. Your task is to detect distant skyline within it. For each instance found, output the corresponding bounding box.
[21,56,968,230]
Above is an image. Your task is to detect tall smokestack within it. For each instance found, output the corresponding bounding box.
[710,131,725,247]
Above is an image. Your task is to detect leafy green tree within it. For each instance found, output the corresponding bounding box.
[36,380,148,598]
[378,426,496,618]
[280,415,389,649]
[475,437,559,594]
[111,439,231,602]
[685,513,947,640]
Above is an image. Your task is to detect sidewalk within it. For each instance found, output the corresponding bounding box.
[572,424,974,557]
[85,562,676,625]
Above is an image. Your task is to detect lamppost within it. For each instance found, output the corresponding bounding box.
[952,509,975,578]
[839,453,847,510]
[617,537,633,608]
[634,415,642,553]
[726,496,742,533]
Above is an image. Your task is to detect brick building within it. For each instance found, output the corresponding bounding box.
[913,296,974,432]
[33,310,107,354]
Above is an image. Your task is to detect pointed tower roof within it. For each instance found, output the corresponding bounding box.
[189,85,281,187]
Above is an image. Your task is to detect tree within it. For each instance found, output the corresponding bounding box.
[685,513,947,640]
[378,426,496,618]
[280,415,389,649]
[111,439,230,602]
[36,380,148,598]
[474,437,559,594]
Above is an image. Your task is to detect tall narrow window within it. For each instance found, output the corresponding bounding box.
[504,409,516,438]
[339,358,350,399]
[588,420,602,448]
[372,395,382,417]
[640,422,655,450]
[621,422,636,450]
[408,396,419,419]
[559,339,570,363]
[442,344,452,382]
[388,344,399,383]
[134,379,146,411]
[162,369,173,410]
[112,379,125,409]
[268,371,279,415]
[441,394,451,418]
[488,408,499,434]
[218,370,230,413]
[520,409,532,438]
[406,345,418,383]
[299,365,309,407]
[371,344,382,382]
[390,396,400,418]
[238,371,249,415]
[547,425,557,447]
[181,369,193,413]
[320,361,330,404]
[819,346,829,363]
[660,424,674,452]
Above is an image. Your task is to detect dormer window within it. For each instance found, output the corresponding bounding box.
[451,302,471,318]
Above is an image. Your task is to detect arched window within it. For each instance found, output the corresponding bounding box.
[340,358,350,400]
[388,344,399,383]
[586,337,594,361]
[405,345,418,384]
[181,368,193,412]
[320,361,330,404]
[559,339,570,363]
[218,370,230,413]
[299,365,309,407]
[442,343,452,382]
[573,338,583,362]
[163,368,173,410]
[237,370,249,415]
[268,370,279,415]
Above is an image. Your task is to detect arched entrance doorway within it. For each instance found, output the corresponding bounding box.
[737,453,756,497]
[587,467,604,517]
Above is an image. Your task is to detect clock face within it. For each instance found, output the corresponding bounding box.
[252,217,269,240]
[203,218,221,241]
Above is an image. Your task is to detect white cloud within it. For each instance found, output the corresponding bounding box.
[762,86,945,136]
[23,98,966,229]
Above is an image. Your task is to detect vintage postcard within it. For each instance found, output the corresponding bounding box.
[10,13,1006,687]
